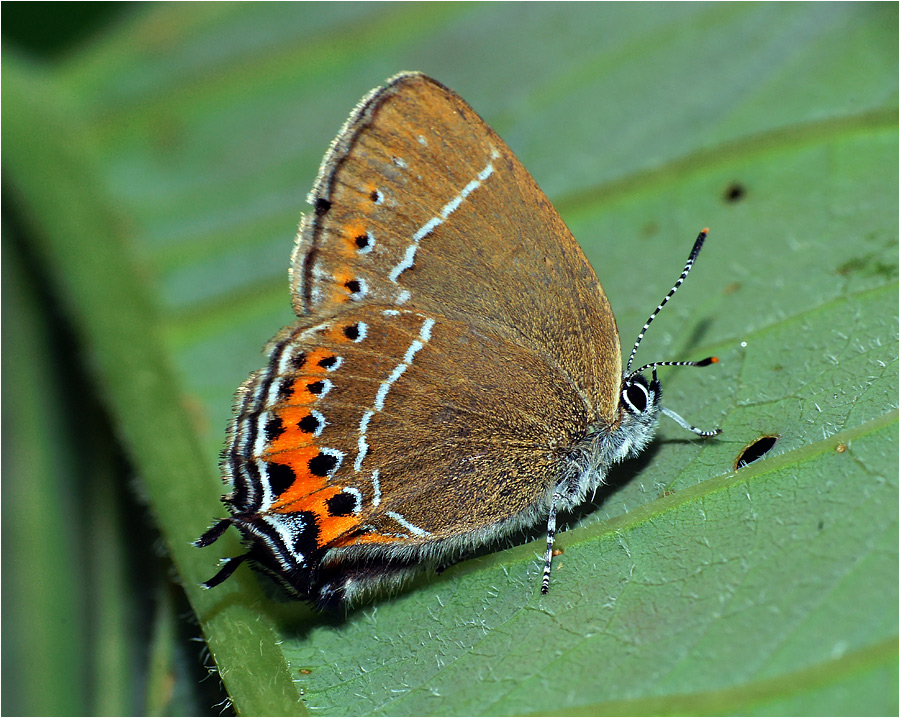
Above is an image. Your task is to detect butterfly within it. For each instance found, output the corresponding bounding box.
[196,72,720,608]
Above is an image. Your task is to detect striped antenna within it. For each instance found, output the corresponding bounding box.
[626,228,710,374]
[630,356,718,376]
[651,366,721,437]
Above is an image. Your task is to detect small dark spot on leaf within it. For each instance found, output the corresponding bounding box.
[641,221,660,237]
[836,253,897,279]
[735,435,778,470]
[836,257,864,276]
[723,182,747,203]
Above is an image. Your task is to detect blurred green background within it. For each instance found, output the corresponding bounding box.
[3,3,897,716]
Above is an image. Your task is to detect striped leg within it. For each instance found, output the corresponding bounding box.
[541,491,560,594]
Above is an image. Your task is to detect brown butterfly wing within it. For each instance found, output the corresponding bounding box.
[211,73,624,603]
[222,304,589,599]
[293,72,621,422]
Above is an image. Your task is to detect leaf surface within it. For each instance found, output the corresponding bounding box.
[3,3,896,714]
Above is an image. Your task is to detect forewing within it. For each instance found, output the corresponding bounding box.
[292,72,621,424]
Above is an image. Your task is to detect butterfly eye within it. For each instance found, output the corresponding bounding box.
[623,380,650,414]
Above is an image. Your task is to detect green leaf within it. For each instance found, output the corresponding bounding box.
[3,3,896,715]
[2,229,92,715]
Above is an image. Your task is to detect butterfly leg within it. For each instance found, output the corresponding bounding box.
[541,491,561,594]
[202,553,248,589]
